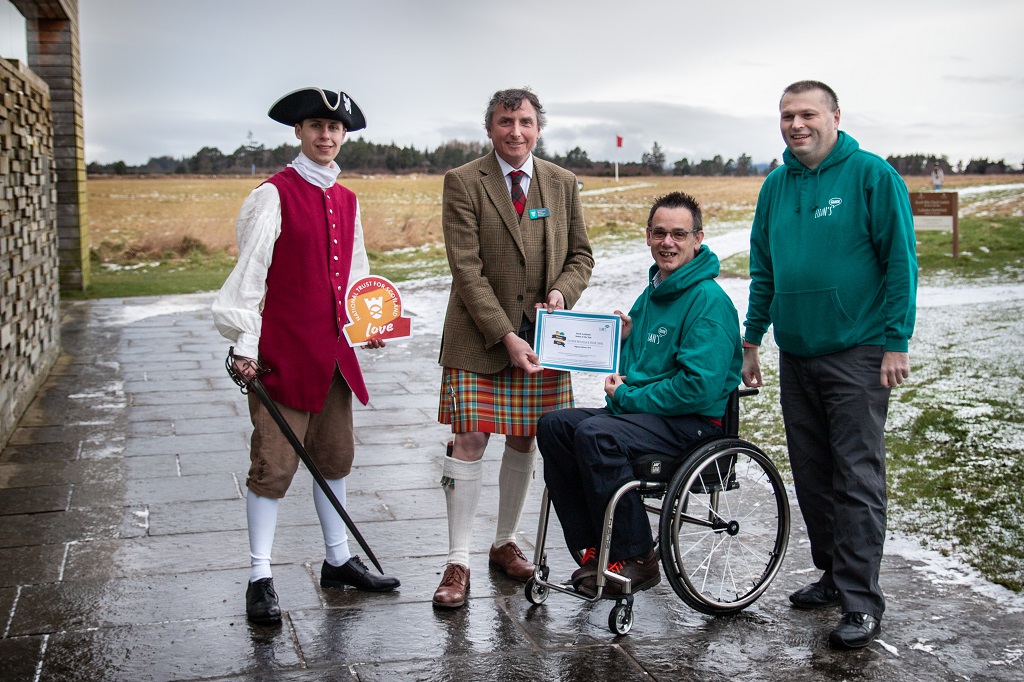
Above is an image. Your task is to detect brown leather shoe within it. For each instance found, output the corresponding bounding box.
[432,563,470,609]
[488,541,534,581]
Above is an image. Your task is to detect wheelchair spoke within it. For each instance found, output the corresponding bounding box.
[660,441,790,615]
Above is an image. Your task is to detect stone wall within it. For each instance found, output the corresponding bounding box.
[0,57,60,449]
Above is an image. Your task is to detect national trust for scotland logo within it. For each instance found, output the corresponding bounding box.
[342,276,413,346]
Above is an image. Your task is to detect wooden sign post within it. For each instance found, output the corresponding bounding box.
[911,191,959,257]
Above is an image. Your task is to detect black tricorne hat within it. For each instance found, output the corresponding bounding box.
[268,88,366,131]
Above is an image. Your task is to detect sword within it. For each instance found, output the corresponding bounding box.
[225,349,385,574]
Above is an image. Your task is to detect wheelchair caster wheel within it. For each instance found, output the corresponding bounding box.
[608,603,633,635]
[525,577,548,605]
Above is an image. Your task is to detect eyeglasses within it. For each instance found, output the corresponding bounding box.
[648,227,699,241]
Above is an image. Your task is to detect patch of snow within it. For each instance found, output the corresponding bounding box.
[910,640,935,654]
[886,533,1024,612]
[107,293,212,326]
[955,183,1024,196]
[876,639,899,656]
[579,182,656,196]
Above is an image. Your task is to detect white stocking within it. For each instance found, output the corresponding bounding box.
[314,477,351,567]
[246,490,279,582]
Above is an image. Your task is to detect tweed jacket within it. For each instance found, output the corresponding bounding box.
[439,151,593,374]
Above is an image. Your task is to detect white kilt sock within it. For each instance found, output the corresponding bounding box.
[494,444,536,547]
[441,455,483,567]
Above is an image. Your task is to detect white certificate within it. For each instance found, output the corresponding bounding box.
[534,310,621,373]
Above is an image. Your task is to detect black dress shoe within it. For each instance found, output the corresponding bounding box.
[789,581,841,609]
[321,557,400,592]
[829,612,882,649]
[246,577,282,623]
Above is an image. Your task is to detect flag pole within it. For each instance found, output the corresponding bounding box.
[614,135,622,183]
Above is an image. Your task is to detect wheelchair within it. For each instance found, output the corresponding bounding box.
[525,389,790,635]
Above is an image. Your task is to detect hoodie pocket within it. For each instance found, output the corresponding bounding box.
[769,288,856,356]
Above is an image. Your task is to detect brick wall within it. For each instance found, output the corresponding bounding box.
[0,57,61,449]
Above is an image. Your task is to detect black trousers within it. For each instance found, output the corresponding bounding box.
[780,345,891,618]
[537,407,721,563]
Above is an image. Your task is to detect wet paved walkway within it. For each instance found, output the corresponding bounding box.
[1,293,1022,681]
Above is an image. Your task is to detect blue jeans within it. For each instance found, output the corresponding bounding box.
[537,407,722,563]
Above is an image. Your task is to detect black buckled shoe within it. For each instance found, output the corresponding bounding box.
[789,581,841,609]
[829,612,882,649]
[246,577,282,624]
[321,557,400,592]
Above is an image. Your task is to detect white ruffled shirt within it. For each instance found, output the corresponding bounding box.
[211,153,370,359]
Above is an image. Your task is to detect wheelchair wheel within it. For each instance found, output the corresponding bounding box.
[608,602,633,635]
[525,577,549,605]
[659,438,789,615]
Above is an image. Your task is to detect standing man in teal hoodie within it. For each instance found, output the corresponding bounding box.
[538,191,742,597]
[742,80,917,649]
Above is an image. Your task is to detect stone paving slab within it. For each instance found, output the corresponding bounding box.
[0,293,1022,681]
[0,545,66,587]
[37,617,304,681]
[8,564,319,635]
[351,647,652,682]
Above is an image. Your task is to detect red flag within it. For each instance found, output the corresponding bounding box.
[616,136,623,147]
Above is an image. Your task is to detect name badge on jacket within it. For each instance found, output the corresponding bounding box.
[528,208,551,220]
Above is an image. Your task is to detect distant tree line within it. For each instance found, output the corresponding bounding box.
[86,135,1022,177]
[885,154,1020,175]
[86,133,494,176]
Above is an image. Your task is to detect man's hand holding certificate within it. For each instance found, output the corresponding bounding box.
[533,309,621,373]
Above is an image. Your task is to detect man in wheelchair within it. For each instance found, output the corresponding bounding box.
[537,191,742,597]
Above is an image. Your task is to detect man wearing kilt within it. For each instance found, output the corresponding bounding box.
[433,87,594,608]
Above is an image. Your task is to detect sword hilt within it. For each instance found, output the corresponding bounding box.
[225,347,269,394]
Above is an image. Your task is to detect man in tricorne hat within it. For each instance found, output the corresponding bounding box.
[213,87,400,624]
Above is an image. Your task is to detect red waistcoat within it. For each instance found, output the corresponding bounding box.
[258,167,369,412]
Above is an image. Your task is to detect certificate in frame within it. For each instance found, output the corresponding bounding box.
[534,309,621,374]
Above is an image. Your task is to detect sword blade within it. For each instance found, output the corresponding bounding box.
[247,377,385,574]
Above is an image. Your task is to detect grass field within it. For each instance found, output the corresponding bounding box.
[84,174,769,259]
[82,172,1024,294]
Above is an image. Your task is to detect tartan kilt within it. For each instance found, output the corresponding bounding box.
[438,366,574,436]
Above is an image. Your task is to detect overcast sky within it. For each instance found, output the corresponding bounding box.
[4,0,1022,167]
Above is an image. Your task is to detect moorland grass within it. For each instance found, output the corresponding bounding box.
[81,173,1023,297]
[916,216,1024,280]
[62,253,236,300]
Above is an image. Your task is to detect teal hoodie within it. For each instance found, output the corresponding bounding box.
[609,245,742,418]
[744,132,917,357]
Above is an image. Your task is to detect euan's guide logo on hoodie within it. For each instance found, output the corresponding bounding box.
[647,326,669,344]
[815,197,843,219]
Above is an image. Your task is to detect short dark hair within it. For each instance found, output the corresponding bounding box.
[484,87,546,132]
[647,191,703,233]
[781,80,839,112]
